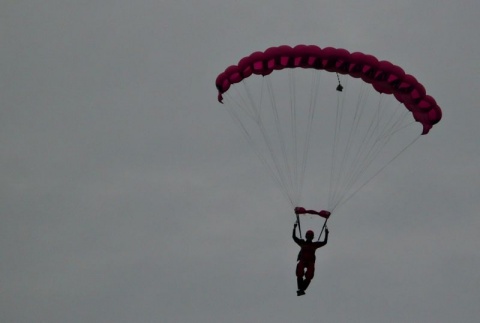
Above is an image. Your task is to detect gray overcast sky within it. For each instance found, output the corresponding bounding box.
[2,1,480,322]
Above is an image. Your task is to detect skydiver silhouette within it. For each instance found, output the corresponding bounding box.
[292,223,329,296]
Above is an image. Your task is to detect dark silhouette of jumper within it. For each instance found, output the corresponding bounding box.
[292,223,329,296]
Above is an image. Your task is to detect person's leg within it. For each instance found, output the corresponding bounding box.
[303,263,315,291]
[296,261,306,291]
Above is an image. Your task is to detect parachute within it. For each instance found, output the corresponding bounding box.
[215,45,441,219]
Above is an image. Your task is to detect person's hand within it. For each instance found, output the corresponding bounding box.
[294,223,298,228]
[325,227,329,235]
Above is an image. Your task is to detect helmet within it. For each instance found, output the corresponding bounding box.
[305,230,314,240]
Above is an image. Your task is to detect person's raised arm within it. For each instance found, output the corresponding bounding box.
[315,227,329,247]
[292,223,301,244]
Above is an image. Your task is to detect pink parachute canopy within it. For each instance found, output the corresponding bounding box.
[215,45,442,134]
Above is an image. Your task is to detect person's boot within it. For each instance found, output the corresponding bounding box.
[297,277,305,296]
[296,290,305,296]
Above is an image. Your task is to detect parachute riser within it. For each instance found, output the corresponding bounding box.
[317,218,328,242]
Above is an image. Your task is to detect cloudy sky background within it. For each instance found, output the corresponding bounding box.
[2,1,479,322]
